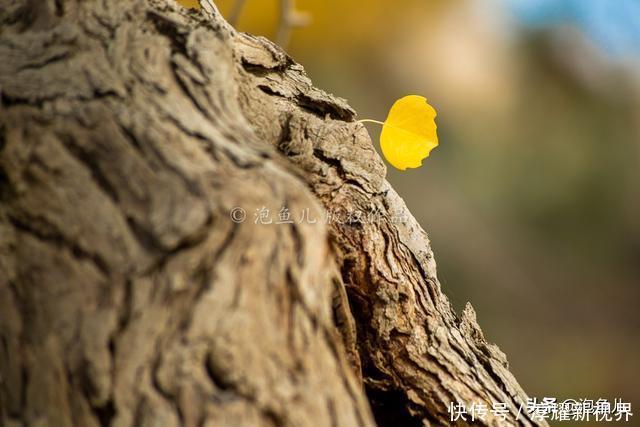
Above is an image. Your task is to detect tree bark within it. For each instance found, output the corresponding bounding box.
[0,0,545,426]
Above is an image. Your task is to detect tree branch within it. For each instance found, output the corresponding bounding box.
[276,0,311,47]
[0,0,544,425]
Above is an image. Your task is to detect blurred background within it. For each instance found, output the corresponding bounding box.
[184,0,640,415]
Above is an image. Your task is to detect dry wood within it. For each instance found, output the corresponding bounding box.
[0,0,544,425]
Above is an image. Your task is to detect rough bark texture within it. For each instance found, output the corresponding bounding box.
[0,1,544,426]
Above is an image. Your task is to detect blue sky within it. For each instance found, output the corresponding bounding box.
[505,0,640,58]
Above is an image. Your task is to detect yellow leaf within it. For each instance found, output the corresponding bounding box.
[380,95,438,171]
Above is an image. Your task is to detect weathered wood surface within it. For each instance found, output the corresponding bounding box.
[0,0,544,425]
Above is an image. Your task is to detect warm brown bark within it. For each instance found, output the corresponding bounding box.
[0,0,544,426]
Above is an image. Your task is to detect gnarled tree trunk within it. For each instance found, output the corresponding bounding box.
[0,1,544,426]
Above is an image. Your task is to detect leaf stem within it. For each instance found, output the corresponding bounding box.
[357,119,385,126]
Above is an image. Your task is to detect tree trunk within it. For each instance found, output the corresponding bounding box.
[0,1,544,426]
